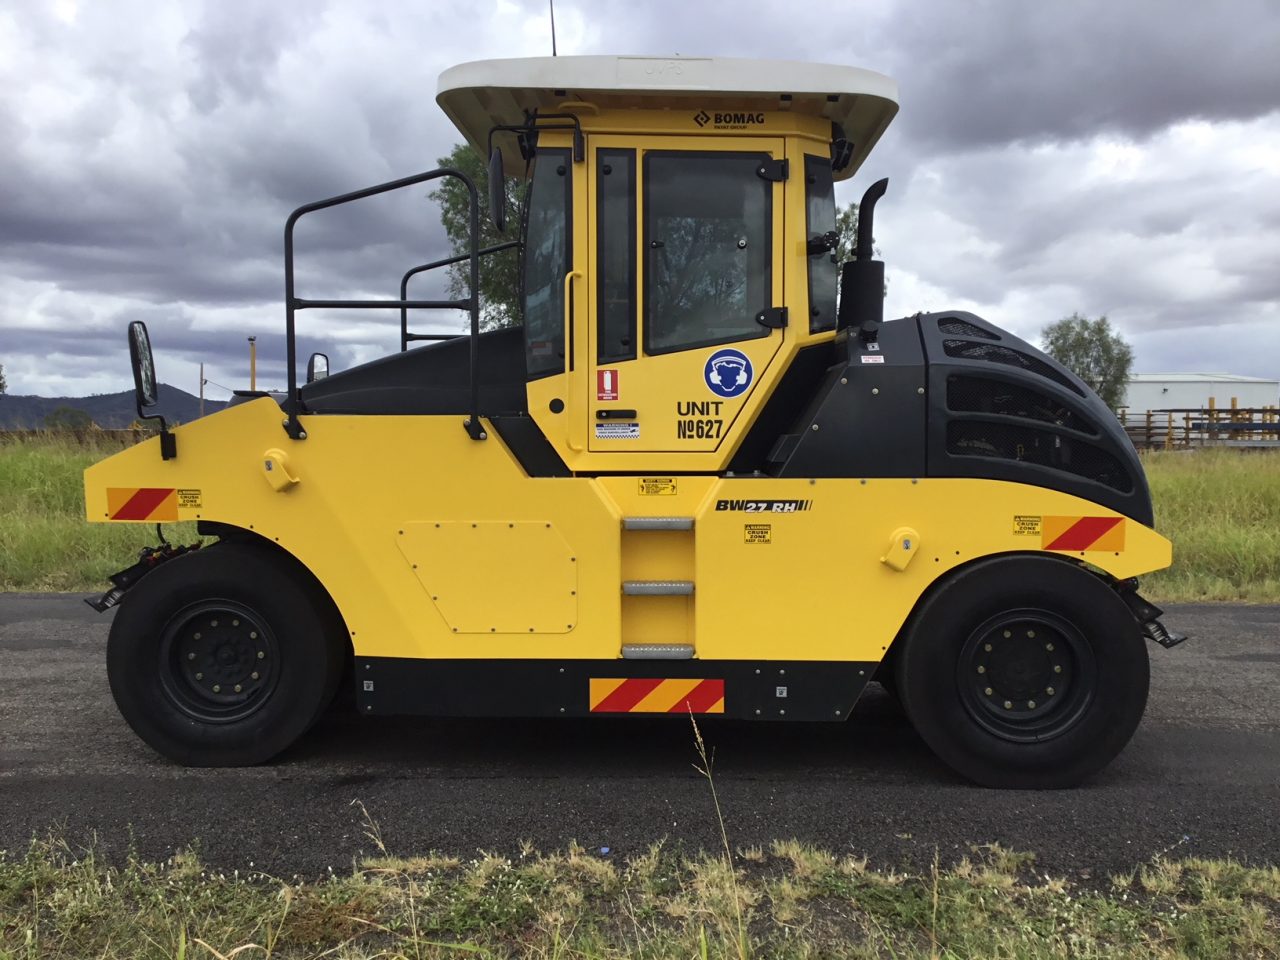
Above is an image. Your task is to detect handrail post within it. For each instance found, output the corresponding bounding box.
[462,175,486,440]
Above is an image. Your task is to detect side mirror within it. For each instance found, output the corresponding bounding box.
[125,320,175,460]
[128,320,158,407]
[488,147,506,233]
[306,352,329,383]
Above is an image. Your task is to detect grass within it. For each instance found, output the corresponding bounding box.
[1141,448,1280,602]
[1,434,1278,601]
[2,831,1278,959]
[0,433,195,592]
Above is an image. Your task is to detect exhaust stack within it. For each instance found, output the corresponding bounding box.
[837,177,888,342]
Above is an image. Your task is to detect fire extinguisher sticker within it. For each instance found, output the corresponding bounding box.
[597,369,619,401]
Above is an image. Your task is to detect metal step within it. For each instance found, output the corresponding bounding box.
[622,580,694,596]
[623,517,694,531]
[621,644,695,660]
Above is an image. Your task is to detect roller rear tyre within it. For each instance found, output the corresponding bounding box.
[107,541,345,766]
[894,556,1149,788]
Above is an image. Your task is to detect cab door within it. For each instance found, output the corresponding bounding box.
[586,136,786,453]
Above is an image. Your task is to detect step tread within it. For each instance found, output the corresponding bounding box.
[622,580,695,596]
[621,643,696,660]
[623,517,695,531]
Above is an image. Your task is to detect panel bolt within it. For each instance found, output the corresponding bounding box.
[755,709,761,715]
[779,709,786,716]
[871,388,880,395]
[917,387,925,395]
[840,377,848,385]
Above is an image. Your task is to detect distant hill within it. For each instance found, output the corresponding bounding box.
[0,384,227,430]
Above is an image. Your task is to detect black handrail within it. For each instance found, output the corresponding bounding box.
[282,167,484,441]
[399,240,521,351]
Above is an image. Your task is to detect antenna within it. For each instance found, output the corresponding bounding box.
[549,0,557,56]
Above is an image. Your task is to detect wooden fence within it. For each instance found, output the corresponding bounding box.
[1119,402,1280,450]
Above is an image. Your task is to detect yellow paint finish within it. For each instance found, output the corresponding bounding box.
[85,403,1171,667]
[397,521,578,634]
[691,477,1171,662]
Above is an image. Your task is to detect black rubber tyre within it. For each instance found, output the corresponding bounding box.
[107,541,345,766]
[894,556,1149,789]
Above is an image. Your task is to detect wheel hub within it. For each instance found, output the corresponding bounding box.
[957,609,1095,743]
[159,601,278,723]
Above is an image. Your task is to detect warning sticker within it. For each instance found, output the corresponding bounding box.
[744,523,772,544]
[1012,515,1042,536]
[595,421,640,440]
[177,489,202,509]
[639,478,677,496]
[860,355,885,364]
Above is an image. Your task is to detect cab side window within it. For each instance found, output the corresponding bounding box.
[805,155,838,333]
[523,149,572,379]
[643,152,771,355]
[597,149,636,363]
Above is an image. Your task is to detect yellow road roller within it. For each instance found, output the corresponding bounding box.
[85,56,1182,786]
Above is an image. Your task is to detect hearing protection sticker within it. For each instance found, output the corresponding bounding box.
[595,421,640,440]
[639,478,677,496]
[705,348,753,398]
[744,523,772,544]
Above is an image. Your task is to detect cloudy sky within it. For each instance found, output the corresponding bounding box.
[2,0,1278,399]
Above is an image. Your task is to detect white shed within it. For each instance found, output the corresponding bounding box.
[1122,373,1279,412]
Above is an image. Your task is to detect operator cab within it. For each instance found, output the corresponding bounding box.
[440,56,897,471]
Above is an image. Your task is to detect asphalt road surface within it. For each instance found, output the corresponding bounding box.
[2,594,1277,878]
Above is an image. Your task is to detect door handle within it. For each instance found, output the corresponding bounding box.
[596,409,638,420]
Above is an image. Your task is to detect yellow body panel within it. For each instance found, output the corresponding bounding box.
[85,400,1172,665]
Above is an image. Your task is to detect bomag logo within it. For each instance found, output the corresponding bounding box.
[693,110,766,129]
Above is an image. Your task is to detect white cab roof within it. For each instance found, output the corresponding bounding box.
[437,56,899,180]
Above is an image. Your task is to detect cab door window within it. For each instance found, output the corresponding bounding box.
[643,152,772,355]
[523,148,572,379]
[805,155,838,333]
[597,149,636,363]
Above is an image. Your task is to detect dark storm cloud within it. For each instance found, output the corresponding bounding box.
[874,0,1280,149]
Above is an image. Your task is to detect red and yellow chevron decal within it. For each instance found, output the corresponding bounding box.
[589,678,725,714]
[1042,515,1125,552]
[106,487,179,522]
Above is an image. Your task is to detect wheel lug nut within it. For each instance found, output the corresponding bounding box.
[233,619,240,627]
[195,673,203,680]
[1045,642,1054,651]
[1003,700,1013,709]
[1027,700,1036,709]
[976,665,986,674]
[984,687,993,696]
[250,632,258,640]
[187,652,196,660]
[234,684,242,693]
[212,684,221,692]
[1047,687,1055,695]
[1002,630,1011,638]
[983,643,992,652]
[251,671,259,680]
[1027,630,1036,639]
[1054,665,1062,673]
[257,651,265,659]
[193,632,201,640]
[211,620,218,627]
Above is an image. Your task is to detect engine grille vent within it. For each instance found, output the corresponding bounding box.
[942,340,1085,396]
[946,375,1096,435]
[938,317,999,340]
[946,422,1133,494]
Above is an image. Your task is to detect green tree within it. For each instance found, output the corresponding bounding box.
[429,143,527,330]
[0,363,6,393]
[1041,313,1134,410]
[44,406,94,430]
[835,202,860,264]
